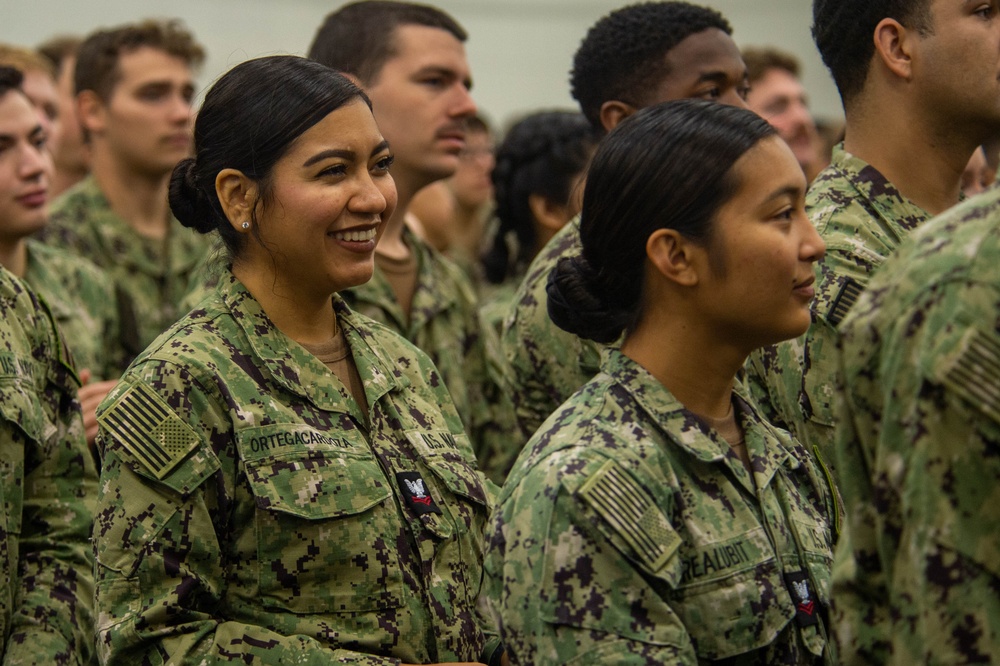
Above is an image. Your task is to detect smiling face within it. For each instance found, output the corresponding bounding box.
[362,24,476,193]
[82,46,195,178]
[244,98,398,299]
[694,135,825,352]
[0,90,51,244]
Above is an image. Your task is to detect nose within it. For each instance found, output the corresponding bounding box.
[170,93,194,124]
[449,84,477,120]
[351,171,393,216]
[798,216,826,263]
[19,142,51,182]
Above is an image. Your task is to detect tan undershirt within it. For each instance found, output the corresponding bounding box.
[299,323,370,417]
[375,248,419,322]
[698,400,752,476]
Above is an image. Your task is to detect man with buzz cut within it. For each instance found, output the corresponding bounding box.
[747,0,1000,477]
[42,19,209,358]
[500,0,749,462]
[308,0,520,486]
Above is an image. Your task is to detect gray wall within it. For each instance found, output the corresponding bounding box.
[2,0,841,131]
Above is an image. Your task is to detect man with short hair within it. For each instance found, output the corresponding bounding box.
[36,35,88,196]
[42,19,208,356]
[747,0,1000,474]
[743,46,819,179]
[501,0,749,448]
[309,0,519,487]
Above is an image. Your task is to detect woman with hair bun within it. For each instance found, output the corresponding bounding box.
[486,100,837,665]
[93,55,502,666]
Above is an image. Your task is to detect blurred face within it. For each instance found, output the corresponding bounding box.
[746,68,817,170]
[248,99,397,298]
[696,135,825,351]
[364,24,476,192]
[0,90,51,242]
[913,0,1000,134]
[83,46,195,178]
[450,127,494,210]
[647,28,750,109]
[20,69,60,147]
[51,55,88,175]
[961,145,997,195]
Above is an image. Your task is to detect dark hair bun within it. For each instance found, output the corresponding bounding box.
[168,157,216,234]
[547,255,629,344]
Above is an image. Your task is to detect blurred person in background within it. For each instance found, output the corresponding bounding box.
[36,35,89,197]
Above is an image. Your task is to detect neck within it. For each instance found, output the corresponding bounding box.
[451,202,487,257]
[377,170,427,260]
[621,306,744,420]
[232,261,337,346]
[49,168,88,199]
[0,238,28,278]
[90,148,172,239]
[844,98,979,216]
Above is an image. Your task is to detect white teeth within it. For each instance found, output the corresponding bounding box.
[331,227,377,242]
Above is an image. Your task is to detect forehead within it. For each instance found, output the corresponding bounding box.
[283,98,384,158]
[657,28,744,88]
[749,69,806,100]
[381,23,470,76]
[725,136,804,204]
[113,46,193,88]
[0,90,40,131]
[19,70,57,105]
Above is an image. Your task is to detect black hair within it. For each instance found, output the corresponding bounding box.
[169,56,369,260]
[570,1,732,131]
[813,0,932,106]
[547,100,776,343]
[308,0,466,84]
[0,66,24,97]
[482,110,599,285]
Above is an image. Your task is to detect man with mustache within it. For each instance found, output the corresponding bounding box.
[309,0,519,479]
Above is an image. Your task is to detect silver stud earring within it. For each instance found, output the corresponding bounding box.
[241,221,250,230]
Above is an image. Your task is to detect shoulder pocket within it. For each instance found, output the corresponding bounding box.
[0,382,46,445]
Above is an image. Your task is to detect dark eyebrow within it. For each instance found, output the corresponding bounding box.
[302,140,391,168]
[762,184,803,203]
[416,65,473,91]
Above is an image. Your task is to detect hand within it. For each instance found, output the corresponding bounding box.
[78,369,118,447]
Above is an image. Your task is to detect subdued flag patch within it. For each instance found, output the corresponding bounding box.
[578,459,681,572]
[828,277,863,327]
[99,382,200,479]
[937,326,1000,424]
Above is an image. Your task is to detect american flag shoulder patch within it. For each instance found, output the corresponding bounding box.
[99,382,201,480]
[577,459,681,572]
[936,327,1000,424]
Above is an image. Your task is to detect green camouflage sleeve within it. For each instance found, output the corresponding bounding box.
[2,282,96,665]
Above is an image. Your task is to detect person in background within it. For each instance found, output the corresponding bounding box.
[36,35,89,197]
[747,0,1000,474]
[960,144,998,197]
[308,0,520,477]
[41,19,208,357]
[0,44,60,153]
[742,46,821,181]
[488,100,834,665]
[0,65,122,447]
[0,67,96,666]
[94,55,504,666]
[479,109,598,334]
[502,0,749,442]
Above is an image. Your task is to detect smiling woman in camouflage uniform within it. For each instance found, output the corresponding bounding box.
[92,56,501,666]
[486,101,838,665]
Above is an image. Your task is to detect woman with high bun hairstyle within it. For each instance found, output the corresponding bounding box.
[93,55,502,666]
[479,110,598,332]
[485,100,838,665]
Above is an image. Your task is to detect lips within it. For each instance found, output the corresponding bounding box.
[17,189,47,208]
[330,226,378,242]
[793,275,815,298]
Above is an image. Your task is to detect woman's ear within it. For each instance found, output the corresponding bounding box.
[528,192,571,232]
[215,168,257,234]
[646,228,701,287]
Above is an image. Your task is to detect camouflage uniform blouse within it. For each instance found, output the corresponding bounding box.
[500,217,608,439]
[42,175,210,355]
[833,188,1000,663]
[341,226,520,485]
[0,268,97,664]
[24,240,125,379]
[94,270,500,665]
[487,350,837,665]
[746,146,930,472]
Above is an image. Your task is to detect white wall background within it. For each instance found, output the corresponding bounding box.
[1,0,841,131]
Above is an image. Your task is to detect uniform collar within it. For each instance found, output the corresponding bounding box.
[216,269,407,412]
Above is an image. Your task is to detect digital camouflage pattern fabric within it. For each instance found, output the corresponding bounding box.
[0,267,97,665]
[341,226,521,485]
[94,269,501,664]
[487,350,838,665]
[501,217,608,441]
[746,145,931,473]
[42,175,210,356]
[24,240,125,380]
[832,186,1000,664]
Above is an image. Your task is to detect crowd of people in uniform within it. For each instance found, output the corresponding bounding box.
[0,0,998,664]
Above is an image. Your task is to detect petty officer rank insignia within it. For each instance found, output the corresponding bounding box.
[784,571,820,627]
[396,471,442,516]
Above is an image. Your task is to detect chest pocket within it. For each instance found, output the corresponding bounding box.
[243,439,405,614]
